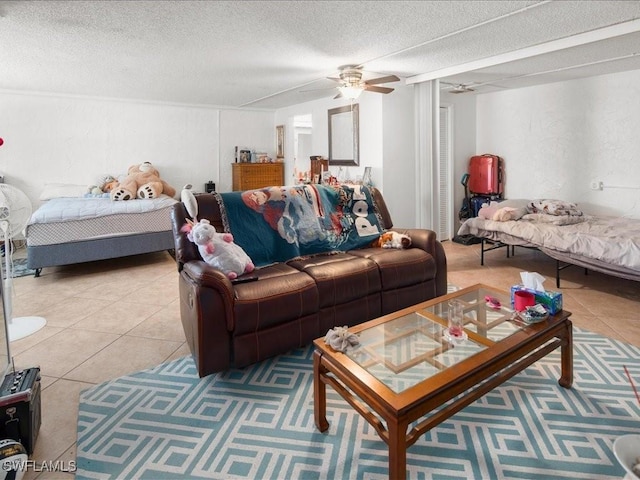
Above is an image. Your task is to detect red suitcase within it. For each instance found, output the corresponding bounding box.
[468,154,503,196]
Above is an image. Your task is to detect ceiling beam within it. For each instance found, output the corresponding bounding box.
[406,18,640,85]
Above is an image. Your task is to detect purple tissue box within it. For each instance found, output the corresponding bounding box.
[510,285,563,315]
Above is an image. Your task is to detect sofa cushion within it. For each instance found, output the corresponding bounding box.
[348,247,436,289]
[233,264,318,335]
[287,252,381,308]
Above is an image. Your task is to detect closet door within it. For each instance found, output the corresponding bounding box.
[437,105,453,241]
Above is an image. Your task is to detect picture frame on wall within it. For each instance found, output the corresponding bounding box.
[276,125,284,159]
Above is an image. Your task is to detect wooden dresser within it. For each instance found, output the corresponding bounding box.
[232,163,284,191]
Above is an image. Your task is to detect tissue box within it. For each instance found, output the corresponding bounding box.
[510,285,563,315]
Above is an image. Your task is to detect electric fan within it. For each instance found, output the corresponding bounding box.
[0,184,46,341]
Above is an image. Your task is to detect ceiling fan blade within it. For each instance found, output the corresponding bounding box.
[365,74,400,85]
[327,77,343,83]
[333,91,343,99]
[364,85,394,94]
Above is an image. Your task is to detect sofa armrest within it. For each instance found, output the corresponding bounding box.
[182,260,236,331]
[395,227,448,297]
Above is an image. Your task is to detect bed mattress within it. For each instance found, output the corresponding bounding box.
[26,195,178,246]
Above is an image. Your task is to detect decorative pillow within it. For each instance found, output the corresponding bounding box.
[528,199,583,216]
[39,183,88,200]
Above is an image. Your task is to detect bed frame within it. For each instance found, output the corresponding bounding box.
[479,239,588,288]
[479,238,640,287]
[26,230,175,277]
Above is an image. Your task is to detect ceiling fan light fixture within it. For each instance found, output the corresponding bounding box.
[338,85,364,100]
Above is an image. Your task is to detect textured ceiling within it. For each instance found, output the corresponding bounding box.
[1,1,639,109]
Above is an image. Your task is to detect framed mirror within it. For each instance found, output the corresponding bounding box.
[328,104,359,166]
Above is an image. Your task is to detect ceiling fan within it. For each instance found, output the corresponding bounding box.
[326,65,400,99]
[440,81,477,94]
[440,80,508,94]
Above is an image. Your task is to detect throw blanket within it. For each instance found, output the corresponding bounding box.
[215,185,383,267]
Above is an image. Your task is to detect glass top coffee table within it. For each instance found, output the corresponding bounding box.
[313,284,572,479]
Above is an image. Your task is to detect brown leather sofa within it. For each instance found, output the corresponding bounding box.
[171,187,447,377]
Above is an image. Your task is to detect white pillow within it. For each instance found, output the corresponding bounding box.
[39,183,87,200]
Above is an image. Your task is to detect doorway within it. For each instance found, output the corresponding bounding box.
[293,114,312,182]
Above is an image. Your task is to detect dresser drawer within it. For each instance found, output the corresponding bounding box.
[232,163,284,191]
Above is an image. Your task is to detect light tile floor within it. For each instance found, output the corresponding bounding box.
[6,240,640,479]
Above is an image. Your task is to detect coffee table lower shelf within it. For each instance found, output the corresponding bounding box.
[313,315,572,479]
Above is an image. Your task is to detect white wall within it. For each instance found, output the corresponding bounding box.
[441,91,476,229]
[274,84,423,227]
[218,109,276,192]
[0,92,218,205]
[381,83,416,227]
[476,69,640,218]
[274,93,384,187]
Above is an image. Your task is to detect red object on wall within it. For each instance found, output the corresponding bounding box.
[0,138,4,147]
[468,154,503,196]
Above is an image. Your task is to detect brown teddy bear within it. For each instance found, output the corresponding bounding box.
[110,162,176,201]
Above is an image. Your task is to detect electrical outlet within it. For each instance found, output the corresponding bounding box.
[590,181,603,191]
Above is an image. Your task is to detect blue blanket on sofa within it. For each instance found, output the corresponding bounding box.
[216,185,383,267]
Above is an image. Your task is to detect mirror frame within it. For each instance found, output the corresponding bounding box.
[328,104,359,166]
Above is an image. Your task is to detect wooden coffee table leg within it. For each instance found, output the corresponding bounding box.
[313,350,329,432]
[559,320,573,388]
[388,418,408,480]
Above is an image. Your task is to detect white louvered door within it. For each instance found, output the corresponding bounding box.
[437,105,453,240]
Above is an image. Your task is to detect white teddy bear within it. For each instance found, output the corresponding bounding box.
[184,219,255,280]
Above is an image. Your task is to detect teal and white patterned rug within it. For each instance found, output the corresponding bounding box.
[76,328,640,479]
[1,258,35,278]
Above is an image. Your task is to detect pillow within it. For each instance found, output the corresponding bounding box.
[39,183,88,200]
[528,199,583,216]
[492,206,528,221]
[478,199,531,220]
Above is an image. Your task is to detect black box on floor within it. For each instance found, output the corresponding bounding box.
[0,367,41,455]
[453,234,482,245]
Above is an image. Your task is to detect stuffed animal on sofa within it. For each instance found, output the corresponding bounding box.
[182,219,255,279]
[180,185,255,279]
[110,162,176,201]
[371,231,412,249]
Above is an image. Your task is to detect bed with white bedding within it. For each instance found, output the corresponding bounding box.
[457,198,640,286]
[26,190,178,275]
